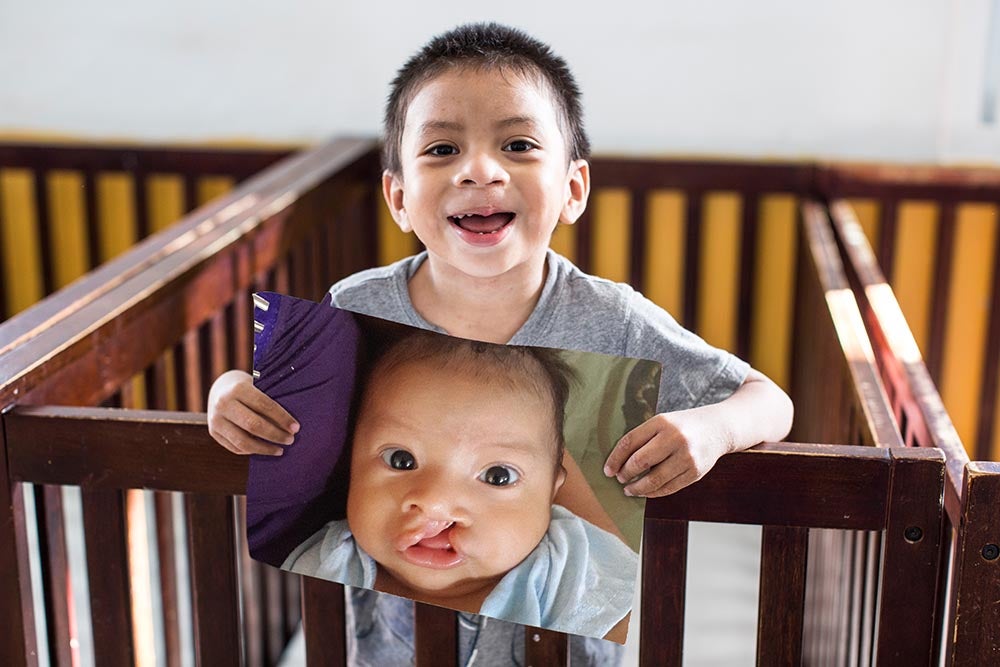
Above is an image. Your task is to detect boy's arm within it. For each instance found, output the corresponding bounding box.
[602,369,793,498]
[207,370,300,456]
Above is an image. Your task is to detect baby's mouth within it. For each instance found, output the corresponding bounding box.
[397,520,464,569]
[398,519,455,551]
[448,212,515,235]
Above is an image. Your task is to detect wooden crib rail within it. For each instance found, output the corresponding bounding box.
[827,199,1000,666]
[1,406,946,667]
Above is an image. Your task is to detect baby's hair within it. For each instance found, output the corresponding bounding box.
[383,22,590,175]
[365,331,576,470]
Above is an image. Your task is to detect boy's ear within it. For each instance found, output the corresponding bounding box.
[558,159,590,226]
[381,170,412,233]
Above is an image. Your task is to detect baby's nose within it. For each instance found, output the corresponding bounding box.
[401,479,467,522]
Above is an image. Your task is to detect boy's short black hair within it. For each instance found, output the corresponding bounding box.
[383,22,590,175]
[365,330,576,470]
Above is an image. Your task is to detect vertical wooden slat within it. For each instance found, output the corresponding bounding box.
[875,449,945,666]
[82,488,135,667]
[182,176,197,215]
[82,171,102,270]
[283,573,301,641]
[133,171,150,239]
[975,207,1000,461]
[414,603,458,667]
[877,197,898,280]
[640,518,688,666]
[154,493,181,667]
[185,494,240,666]
[302,578,346,666]
[235,498,262,667]
[31,170,55,296]
[261,567,282,664]
[0,174,8,318]
[682,191,703,330]
[736,192,759,361]
[946,462,1000,665]
[575,206,593,274]
[0,419,38,667]
[927,202,957,385]
[755,525,807,666]
[34,485,73,666]
[524,627,568,667]
[629,188,648,293]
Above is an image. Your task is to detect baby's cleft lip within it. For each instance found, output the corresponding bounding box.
[395,519,454,551]
[396,520,465,569]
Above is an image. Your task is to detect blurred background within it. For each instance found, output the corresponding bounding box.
[2,0,998,162]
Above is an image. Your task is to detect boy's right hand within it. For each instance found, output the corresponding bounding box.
[207,370,299,456]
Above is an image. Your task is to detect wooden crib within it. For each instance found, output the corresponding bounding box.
[0,138,995,665]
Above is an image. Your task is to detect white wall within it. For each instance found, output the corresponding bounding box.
[1,0,997,163]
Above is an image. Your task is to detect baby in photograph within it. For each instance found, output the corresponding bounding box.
[281,330,638,642]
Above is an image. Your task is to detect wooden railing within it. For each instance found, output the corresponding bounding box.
[828,199,1000,665]
[0,142,292,318]
[0,139,988,665]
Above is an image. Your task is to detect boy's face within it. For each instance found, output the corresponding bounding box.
[346,357,566,601]
[383,67,589,281]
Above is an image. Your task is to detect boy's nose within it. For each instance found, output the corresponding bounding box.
[453,151,509,187]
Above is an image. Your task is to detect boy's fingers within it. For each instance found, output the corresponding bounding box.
[214,420,285,457]
[604,419,660,477]
[236,384,299,435]
[228,400,297,445]
[623,459,687,498]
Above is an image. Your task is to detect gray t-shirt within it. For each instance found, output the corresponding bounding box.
[328,250,750,666]
[331,250,749,415]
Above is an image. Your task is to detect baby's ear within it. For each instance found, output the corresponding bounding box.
[552,464,567,500]
[558,159,590,226]
[381,170,411,233]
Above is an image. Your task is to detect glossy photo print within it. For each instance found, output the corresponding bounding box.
[246,292,660,643]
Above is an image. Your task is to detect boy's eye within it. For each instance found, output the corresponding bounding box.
[478,465,520,487]
[503,140,536,153]
[381,448,417,470]
[427,144,458,157]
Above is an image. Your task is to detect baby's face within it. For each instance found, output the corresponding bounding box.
[346,357,565,602]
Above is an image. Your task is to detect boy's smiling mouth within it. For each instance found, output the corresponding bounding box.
[447,209,516,245]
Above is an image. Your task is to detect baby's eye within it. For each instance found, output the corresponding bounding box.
[503,140,537,153]
[426,144,458,157]
[478,465,520,487]
[381,448,417,470]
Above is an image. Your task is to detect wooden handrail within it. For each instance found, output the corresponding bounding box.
[0,137,378,408]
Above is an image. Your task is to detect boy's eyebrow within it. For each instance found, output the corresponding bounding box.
[418,120,464,134]
[495,115,540,130]
[415,116,542,136]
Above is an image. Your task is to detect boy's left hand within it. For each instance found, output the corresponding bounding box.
[603,407,730,498]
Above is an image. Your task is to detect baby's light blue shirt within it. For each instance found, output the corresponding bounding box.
[282,505,638,639]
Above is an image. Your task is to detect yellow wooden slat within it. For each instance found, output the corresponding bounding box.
[940,203,997,457]
[643,190,685,317]
[697,192,742,351]
[848,199,880,250]
[549,218,576,263]
[890,201,938,355]
[97,173,138,263]
[197,176,234,207]
[750,194,798,391]
[148,174,186,233]
[377,198,417,265]
[0,169,43,315]
[591,188,630,284]
[48,170,90,288]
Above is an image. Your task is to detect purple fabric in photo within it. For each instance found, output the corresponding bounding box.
[247,292,359,566]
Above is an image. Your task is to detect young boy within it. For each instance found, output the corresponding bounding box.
[208,22,793,665]
[281,331,638,643]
